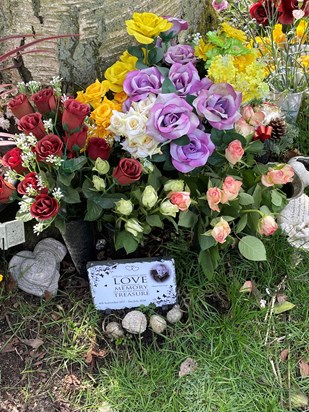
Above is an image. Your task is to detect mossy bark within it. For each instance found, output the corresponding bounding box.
[0,0,218,89]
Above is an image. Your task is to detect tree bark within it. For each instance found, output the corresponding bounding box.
[0,0,217,89]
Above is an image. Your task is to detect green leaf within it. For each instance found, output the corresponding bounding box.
[252,184,262,208]
[62,157,87,173]
[172,135,190,146]
[156,66,169,77]
[199,234,216,251]
[95,193,127,209]
[60,185,81,204]
[178,210,198,228]
[84,200,103,221]
[136,61,149,70]
[15,211,32,222]
[273,301,295,314]
[127,45,144,59]
[271,190,283,207]
[185,94,196,105]
[58,172,75,186]
[239,193,254,206]
[198,249,218,280]
[238,235,267,261]
[115,230,138,254]
[161,78,176,94]
[148,47,164,64]
[146,214,163,228]
[54,216,66,233]
[246,140,264,154]
[235,214,248,234]
[147,165,162,190]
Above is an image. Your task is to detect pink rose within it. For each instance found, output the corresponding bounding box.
[212,0,229,12]
[221,176,242,204]
[167,191,191,211]
[206,187,222,212]
[258,215,278,236]
[211,218,231,244]
[225,140,244,165]
[261,164,294,187]
[240,105,265,127]
[235,118,255,138]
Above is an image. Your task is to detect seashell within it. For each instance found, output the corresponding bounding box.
[122,310,147,334]
[166,305,183,324]
[149,315,167,334]
[104,322,125,340]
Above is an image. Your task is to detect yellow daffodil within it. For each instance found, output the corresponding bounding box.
[221,22,246,42]
[125,12,173,44]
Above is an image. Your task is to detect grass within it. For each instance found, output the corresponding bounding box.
[0,233,308,411]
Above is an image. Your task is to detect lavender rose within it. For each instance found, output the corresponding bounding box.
[164,45,197,65]
[170,129,215,172]
[123,67,164,102]
[193,83,242,130]
[163,16,189,36]
[146,93,200,142]
[169,62,201,96]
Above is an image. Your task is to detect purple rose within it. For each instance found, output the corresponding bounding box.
[193,83,242,130]
[164,45,197,65]
[146,93,200,142]
[212,0,229,11]
[200,77,213,91]
[123,67,164,102]
[169,62,201,96]
[163,16,189,36]
[170,129,215,172]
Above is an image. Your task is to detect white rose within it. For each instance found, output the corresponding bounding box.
[131,93,156,115]
[107,110,127,135]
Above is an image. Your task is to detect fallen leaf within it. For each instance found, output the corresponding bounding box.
[179,358,198,377]
[299,359,309,378]
[51,312,62,321]
[64,374,80,387]
[240,280,253,293]
[44,290,53,301]
[1,337,20,353]
[273,301,295,314]
[280,348,289,362]
[21,338,44,350]
[290,390,308,408]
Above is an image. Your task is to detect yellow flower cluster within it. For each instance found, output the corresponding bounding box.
[208,53,269,103]
[221,22,247,42]
[90,97,122,138]
[76,79,110,108]
[104,51,138,93]
[273,24,287,46]
[125,12,173,44]
[194,38,214,61]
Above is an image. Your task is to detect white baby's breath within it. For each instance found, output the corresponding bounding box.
[52,187,64,200]
[43,119,54,133]
[46,155,63,167]
[33,222,46,235]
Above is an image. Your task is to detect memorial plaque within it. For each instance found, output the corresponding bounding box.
[87,257,177,310]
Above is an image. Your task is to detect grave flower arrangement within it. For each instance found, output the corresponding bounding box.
[1,12,296,277]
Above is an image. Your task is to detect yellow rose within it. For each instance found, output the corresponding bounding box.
[83,79,110,108]
[125,12,173,44]
[76,90,89,104]
[114,91,128,103]
[90,97,121,130]
[104,52,138,93]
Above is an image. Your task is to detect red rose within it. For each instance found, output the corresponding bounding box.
[1,147,25,174]
[7,94,34,119]
[64,125,88,152]
[112,158,143,185]
[18,113,46,140]
[250,0,279,25]
[30,194,60,220]
[86,137,110,161]
[62,99,90,131]
[35,134,63,162]
[0,176,16,204]
[278,0,309,24]
[31,88,57,114]
[17,172,48,195]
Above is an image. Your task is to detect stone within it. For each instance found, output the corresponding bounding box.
[149,315,167,334]
[166,305,183,324]
[122,311,147,334]
[104,322,125,340]
[33,238,67,262]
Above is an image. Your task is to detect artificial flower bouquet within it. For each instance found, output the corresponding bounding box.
[0,12,296,278]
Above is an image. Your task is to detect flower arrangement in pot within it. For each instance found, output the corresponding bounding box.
[0,12,296,278]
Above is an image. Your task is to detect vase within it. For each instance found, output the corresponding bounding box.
[269,90,304,124]
[59,220,96,278]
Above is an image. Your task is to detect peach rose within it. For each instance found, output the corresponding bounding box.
[206,187,222,212]
[211,218,231,244]
[221,176,242,204]
[235,118,255,137]
[261,164,294,187]
[225,140,244,165]
[167,191,191,211]
[258,215,278,236]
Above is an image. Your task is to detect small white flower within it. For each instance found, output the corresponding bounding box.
[43,119,54,133]
[0,117,10,130]
[259,299,267,309]
[18,196,34,213]
[52,187,64,200]
[46,155,63,167]
[4,170,18,181]
[33,222,46,235]
[26,81,41,94]
[61,94,69,103]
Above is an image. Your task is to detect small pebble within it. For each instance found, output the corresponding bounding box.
[166,304,183,324]
[149,315,167,334]
[104,322,124,340]
[122,310,147,334]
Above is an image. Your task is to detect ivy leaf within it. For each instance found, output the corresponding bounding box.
[238,235,267,261]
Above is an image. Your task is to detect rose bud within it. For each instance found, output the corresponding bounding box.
[87,137,110,161]
[30,194,60,220]
[212,0,229,12]
[159,200,179,217]
[225,140,244,165]
[93,158,110,175]
[62,99,90,131]
[1,147,26,174]
[112,158,143,185]
[206,187,222,212]
[124,218,144,237]
[35,134,63,163]
[0,176,16,204]
[31,88,56,114]
[92,176,106,191]
[211,218,231,244]
[258,215,278,236]
[114,199,134,216]
[7,94,34,119]
[163,179,185,192]
[142,185,158,209]
[221,176,242,204]
[64,125,88,152]
[167,191,191,211]
[18,112,46,139]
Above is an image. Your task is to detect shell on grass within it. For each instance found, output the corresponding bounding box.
[104,322,125,340]
[149,315,167,334]
[166,305,183,324]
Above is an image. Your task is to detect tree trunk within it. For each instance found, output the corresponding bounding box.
[0,0,217,89]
